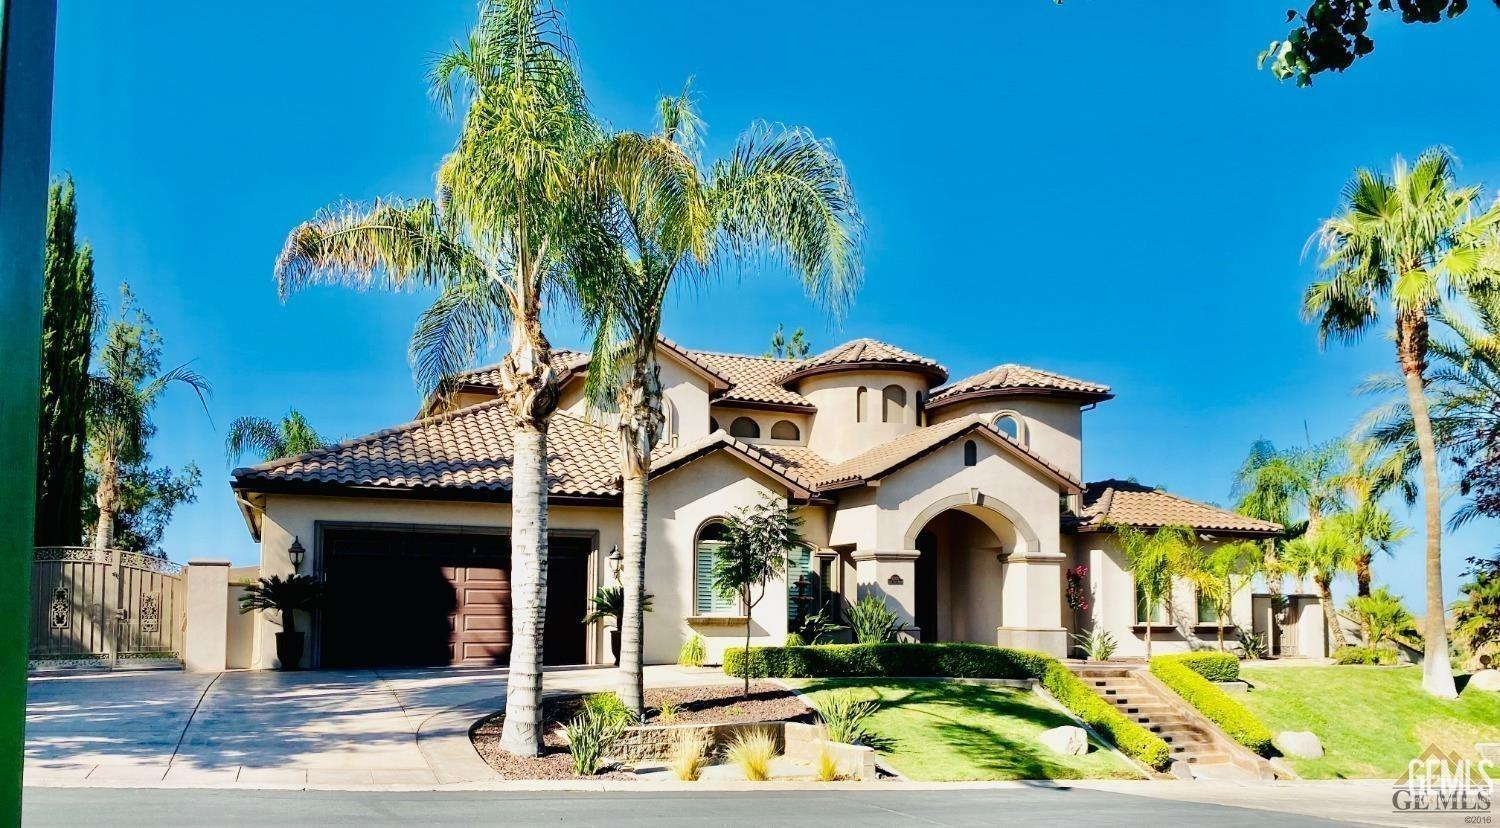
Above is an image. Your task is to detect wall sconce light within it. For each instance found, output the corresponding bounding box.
[288,537,306,570]
[607,544,623,583]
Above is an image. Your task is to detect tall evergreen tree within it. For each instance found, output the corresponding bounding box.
[35,176,96,546]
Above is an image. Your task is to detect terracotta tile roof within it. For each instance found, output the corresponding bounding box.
[449,350,590,390]
[1068,479,1281,536]
[687,350,815,409]
[814,415,1080,491]
[650,432,826,496]
[929,364,1112,406]
[232,400,621,499]
[779,339,948,385]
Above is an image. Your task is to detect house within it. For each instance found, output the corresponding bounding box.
[229,337,1291,669]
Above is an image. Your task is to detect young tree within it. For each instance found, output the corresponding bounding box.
[225,410,327,465]
[1283,519,1362,651]
[1306,147,1500,697]
[764,323,811,360]
[85,286,210,551]
[712,496,806,696]
[275,1,608,756]
[35,175,97,546]
[1184,540,1261,652]
[1115,524,1195,658]
[577,83,860,718]
[1348,587,1418,649]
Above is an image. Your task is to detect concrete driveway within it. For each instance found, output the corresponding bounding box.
[25,665,731,788]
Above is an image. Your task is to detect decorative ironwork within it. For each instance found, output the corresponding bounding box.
[118,552,183,576]
[139,593,160,633]
[50,587,70,629]
[34,546,110,564]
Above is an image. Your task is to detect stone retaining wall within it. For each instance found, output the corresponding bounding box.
[610,720,876,781]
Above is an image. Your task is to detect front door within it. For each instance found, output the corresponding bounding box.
[914,530,938,642]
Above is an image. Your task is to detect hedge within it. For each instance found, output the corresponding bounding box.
[1333,645,1397,665]
[1148,655,1273,756]
[1168,651,1240,683]
[725,643,1172,770]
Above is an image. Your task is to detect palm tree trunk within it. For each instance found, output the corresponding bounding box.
[92,451,117,551]
[1318,575,1347,650]
[1397,312,1458,698]
[1145,608,1153,659]
[618,465,647,720]
[500,421,549,756]
[1263,539,1285,655]
[1218,612,1226,652]
[1355,552,1372,598]
[616,361,660,722]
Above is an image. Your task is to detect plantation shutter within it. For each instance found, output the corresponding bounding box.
[695,541,733,615]
[787,547,812,622]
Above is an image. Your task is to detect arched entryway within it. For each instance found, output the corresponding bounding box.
[909,506,1016,643]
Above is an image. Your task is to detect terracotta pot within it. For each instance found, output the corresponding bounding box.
[276,631,305,670]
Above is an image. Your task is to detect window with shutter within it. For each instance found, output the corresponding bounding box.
[695,523,736,615]
[787,547,813,622]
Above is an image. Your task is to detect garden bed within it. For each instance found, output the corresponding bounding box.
[470,681,813,780]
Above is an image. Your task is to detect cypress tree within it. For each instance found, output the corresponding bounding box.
[35,176,96,546]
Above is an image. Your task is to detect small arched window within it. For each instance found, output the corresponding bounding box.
[658,397,678,448]
[963,440,978,466]
[992,412,1025,444]
[696,522,736,615]
[882,384,907,424]
[855,387,868,423]
[729,416,760,439]
[770,419,800,441]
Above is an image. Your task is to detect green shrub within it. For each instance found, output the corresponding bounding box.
[583,692,631,725]
[813,689,878,745]
[564,702,628,775]
[846,595,902,643]
[1149,656,1273,756]
[722,643,1171,770]
[678,633,706,667]
[1167,651,1240,682]
[1333,645,1396,665]
[785,632,807,647]
[1071,629,1118,661]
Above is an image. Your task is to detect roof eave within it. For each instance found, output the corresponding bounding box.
[779,360,949,387]
[926,386,1114,411]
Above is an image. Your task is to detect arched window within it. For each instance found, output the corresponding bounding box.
[992,412,1026,444]
[658,397,678,448]
[729,416,760,439]
[963,440,977,466]
[695,522,736,615]
[770,420,800,441]
[855,387,868,423]
[882,384,907,424]
[709,417,720,433]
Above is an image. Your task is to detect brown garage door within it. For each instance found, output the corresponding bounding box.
[320,528,588,668]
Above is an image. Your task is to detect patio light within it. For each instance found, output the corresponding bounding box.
[607,544,622,582]
[288,537,306,570]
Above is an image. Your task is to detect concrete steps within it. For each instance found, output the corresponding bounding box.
[1068,666,1238,776]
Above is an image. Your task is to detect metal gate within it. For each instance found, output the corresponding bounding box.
[30,546,186,668]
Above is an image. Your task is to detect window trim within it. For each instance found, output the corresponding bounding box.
[694,521,738,616]
[881,384,907,424]
[991,411,1027,445]
[962,439,978,466]
[770,419,800,441]
[1134,580,1166,625]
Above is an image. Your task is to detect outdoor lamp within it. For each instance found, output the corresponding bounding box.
[607,544,623,582]
[288,537,306,570]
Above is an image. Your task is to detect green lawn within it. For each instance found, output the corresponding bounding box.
[1238,665,1500,779]
[792,679,1142,781]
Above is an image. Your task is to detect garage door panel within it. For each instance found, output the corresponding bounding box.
[465,567,506,582]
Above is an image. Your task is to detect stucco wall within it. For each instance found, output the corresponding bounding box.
[927,397,1084,480]
[254,495,622,670]
[555,351,713,451]
[707,406,811,448]
[644,451,818,665]
[1075,533,1257,658]
[798,370,931,462]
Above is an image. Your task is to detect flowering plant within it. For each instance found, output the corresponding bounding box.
[1065,565,1090,611]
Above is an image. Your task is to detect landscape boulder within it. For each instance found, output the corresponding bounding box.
[1469,670,1500,693]
[1038,725,1088,756]
[1275,731,1323,759]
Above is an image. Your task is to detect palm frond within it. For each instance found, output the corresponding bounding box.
[275,198,478,300]
[225,417,285,466]
[409,273,513,395]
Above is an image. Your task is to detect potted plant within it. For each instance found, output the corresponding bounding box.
[583,585,653,666]
[238,574,324,670]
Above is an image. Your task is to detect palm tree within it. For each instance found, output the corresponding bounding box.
[225,410,326,465]
[1182,540,1261,652]
[1347,587,1418,650]
[1283,518,1362,651]
[1115,524,1196,658]
[1305,147,1500,697]
[274,0,606,756]
[86,288,211,551]
[576,83,861,718]
[1452,553,1499,668]
[1339,440,1414,598]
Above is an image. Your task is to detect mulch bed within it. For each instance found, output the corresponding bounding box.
[471,682,814,780]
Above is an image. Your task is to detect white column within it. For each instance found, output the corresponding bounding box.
[184,559,230,673]
[852,549,919,641]
[996,550,1068,657]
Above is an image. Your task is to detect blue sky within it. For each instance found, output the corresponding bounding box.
[49,2,1500,605]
